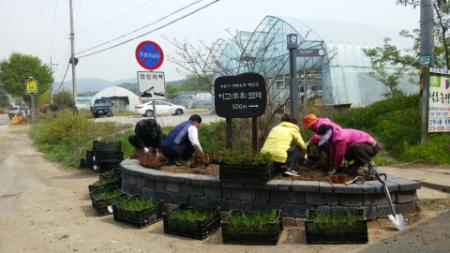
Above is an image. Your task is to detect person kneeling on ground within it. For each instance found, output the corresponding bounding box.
[260,114,307,177]
[316,124,379,176]
[303,113,343,168]
[128,118,164,154]
[160,114,205,166]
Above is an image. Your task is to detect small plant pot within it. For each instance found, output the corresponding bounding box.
[305,209,368,244]
[112,196,165,228]
[221,209,283,245]
[163,204,220,240]
[219,163,276,183]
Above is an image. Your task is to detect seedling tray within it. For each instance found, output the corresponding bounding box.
[112,197,165,228]
[88,181,118,194]
[221,209,282,245]
[219,163,276,183]
[163,204,220,240]
[305,209,368,244]
[90,190,122,215]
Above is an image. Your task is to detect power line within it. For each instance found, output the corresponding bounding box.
[78,0,219,59]
[76,0,204,55]
[77,0,155,34]
[54,61,71,92]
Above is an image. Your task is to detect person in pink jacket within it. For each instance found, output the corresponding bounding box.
[303,114,343,168]
[317,124,379,175]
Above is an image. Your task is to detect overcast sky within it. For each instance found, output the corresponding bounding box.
[0,0,420,83]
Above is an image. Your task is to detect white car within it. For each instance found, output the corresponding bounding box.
[135,100,186,117]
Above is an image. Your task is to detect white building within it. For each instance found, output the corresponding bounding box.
[91,86,140,112]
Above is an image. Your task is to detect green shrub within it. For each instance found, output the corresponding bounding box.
[30,110,132,168]
[401,133,450,164]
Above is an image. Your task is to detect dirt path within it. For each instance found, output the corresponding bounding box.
[0,117,449,253]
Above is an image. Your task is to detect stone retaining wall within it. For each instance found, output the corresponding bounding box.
[121,159,420,219]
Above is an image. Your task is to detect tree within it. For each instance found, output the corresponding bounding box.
[51,91,74,111]
[0,53,53,106]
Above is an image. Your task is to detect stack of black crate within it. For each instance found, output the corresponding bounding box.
[81,141,123,173]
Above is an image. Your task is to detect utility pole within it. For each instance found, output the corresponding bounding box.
[420,0,434,143]
[69,0,77,104]
[49,57,58,104]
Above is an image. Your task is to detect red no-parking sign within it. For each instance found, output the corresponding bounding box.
[135,41,164,70]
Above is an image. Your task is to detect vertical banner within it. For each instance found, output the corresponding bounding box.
[428,70,450,132]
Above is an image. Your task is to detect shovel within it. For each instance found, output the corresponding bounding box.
[376,173,406,231]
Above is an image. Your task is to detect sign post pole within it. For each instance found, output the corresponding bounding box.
[25,77,38,123]
[287,34,299,124]
[226,118,232,149]
[252,117,258,154]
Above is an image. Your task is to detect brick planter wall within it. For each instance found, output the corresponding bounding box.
[120,159,420,219]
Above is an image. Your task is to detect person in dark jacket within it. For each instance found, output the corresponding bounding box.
[160,114,204,166]
[128,118,163,153]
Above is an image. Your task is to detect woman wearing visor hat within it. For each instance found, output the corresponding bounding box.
[316,124,379,176]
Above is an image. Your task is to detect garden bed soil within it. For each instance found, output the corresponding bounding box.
[158,164,373,182]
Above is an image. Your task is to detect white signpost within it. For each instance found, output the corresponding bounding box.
[428,69,450,132]
[137,71,166,100]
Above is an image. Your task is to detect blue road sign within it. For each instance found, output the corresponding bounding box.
[135,41,164,70]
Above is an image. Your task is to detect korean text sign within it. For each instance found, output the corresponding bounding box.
[137,71,166,99]
[214,73,267,118]
[429,71,450,132]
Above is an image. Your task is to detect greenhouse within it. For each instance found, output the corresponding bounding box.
[213,15,418,107]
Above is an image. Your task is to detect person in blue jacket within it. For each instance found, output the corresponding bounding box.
[160,114,204,166]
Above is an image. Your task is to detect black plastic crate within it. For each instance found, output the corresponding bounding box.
[163,204,220,240]
[305,209,368,244]
[93,141,122,152]
[112,197,165,228]
[93,151,124,163]
[94,161,121,173]
[221,209,283,245]
[90,189,122,215]
[88,179,120,193]
[219,163,276,183]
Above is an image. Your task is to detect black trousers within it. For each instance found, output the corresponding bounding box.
[160,142,194,162]
[272,145,304,171]
[345,142,379,167]
[128,135,160,149]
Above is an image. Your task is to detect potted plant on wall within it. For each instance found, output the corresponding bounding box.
[221,209,283,245]
[162,204,221,240]
[305,209,368,244]
[218,149,275,183]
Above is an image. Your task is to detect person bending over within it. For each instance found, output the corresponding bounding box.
[128,118,163,153]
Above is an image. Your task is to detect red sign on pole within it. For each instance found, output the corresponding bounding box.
[135,41,164,70]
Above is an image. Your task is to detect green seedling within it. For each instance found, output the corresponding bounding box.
[115,196,156,212]
[168,208,212,223]
[92,190,122,201]
[227,209,278,234]
[309,213,363,236]
[93,175,120,186]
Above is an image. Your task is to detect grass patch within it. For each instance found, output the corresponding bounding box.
[29,109,132,168]
[93,175,120,186]
[115,196,157,212]
[168,208,212,222]
[92,190,122,201]
[308,213,363,235]
[227,209,278,233]
[114,111,139,117]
